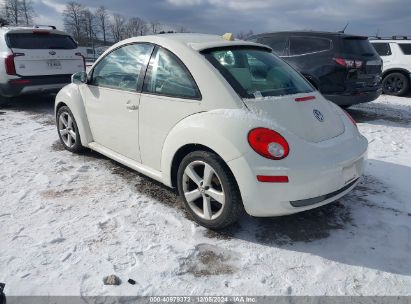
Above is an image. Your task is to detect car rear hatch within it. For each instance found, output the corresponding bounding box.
[6,29,85,76]
[243,94,345,143]
[335,36,382,90]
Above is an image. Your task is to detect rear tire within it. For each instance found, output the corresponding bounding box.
[177,151,244,229]
[382,72,410,96]
[56,106,84,153]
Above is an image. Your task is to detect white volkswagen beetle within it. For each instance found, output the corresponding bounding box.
[55,33,368,229]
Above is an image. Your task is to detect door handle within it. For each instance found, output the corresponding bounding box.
[126,104,139,110]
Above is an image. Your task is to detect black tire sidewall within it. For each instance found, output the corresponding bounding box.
[177,150,243,229]
[56,106,83,153]
[383,72,410,96]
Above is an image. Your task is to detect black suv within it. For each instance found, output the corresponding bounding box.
[248,31,383,106]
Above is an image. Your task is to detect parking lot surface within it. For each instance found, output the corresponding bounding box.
[0,94,410,296]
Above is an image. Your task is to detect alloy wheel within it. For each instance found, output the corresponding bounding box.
[182,160,225,220]
[58,111,77,148]
[384,75,404,94]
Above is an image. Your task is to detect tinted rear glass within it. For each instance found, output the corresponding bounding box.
[371,43,392,56]
[290,37,332,55]
[258,36,288,56]
[398,44,411,55]
[342,37,376,56]
[7,33,77,49]
[203,47,313,98]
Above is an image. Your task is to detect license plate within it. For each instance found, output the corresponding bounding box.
[47,60,61,69]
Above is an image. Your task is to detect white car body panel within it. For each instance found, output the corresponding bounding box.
[81,85,142,162]
[371,40,411,76]
[55,33,368,217]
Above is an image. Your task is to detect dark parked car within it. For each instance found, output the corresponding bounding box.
[248,31,383,106]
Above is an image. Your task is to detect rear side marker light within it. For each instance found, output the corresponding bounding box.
[257,175,289,183]
[295,96,316,102]
[248,128,290,160]
[343,109,357,127]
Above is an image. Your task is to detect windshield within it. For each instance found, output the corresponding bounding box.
[6,33,77,50]
[203,47,313,98]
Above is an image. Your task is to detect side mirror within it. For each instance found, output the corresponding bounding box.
[71,71,87,85]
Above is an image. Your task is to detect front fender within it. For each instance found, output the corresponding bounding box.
[55,84,93,146]
[160,108,280,187]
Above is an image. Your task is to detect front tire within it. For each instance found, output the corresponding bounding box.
[56,106,84,153]
[177,151,244,229]
[382,72,410,96]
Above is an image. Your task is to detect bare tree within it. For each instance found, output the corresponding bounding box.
[149,20,162,34]
[95,6,109,45]
[110,14,126,42]
[82,9,95,43]
[125,17,147,38]
[3,0,20,25]
[20,0,34,25]
[63,2,85,42]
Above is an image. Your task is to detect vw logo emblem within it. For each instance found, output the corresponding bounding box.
[313,109,324,122]
[49,51,56,55]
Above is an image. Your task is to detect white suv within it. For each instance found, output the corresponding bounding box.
[370,37,411,96]
[0,25,85,105]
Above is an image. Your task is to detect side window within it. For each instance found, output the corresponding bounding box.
[290,37,332,56]
[143,47,201,99]
[90,43,153,91]
[398,43,411,55]
[258,36,287,56]
[372,43,392,56]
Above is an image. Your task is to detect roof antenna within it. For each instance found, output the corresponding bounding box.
[339,22,349,33]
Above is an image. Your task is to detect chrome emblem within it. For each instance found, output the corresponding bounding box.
[313,109,324,122]
[49,51,56,55]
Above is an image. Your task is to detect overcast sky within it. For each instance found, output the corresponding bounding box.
[33,0,411,37]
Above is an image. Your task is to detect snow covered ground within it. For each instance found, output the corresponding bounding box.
[0,94,410,296]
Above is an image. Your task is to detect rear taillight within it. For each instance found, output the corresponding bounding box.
[75,52,86,71]
[343,109,357,127]
[334,57,363,69]
[248,128,289,160]
[4,53,24,75]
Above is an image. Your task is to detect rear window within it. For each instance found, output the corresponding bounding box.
[371,43,392,56]
[6,33,77,50]
[342,37,377,56]
[202,47,313,99]
[258,36,288,56]
[289,37,332,55]
[398,44,411,55]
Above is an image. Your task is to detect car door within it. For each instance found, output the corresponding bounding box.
[138,46,202,171]
[81,43,154,162]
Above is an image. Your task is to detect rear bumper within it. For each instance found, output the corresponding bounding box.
[227,122,368,217]
[323,88,382,106]
[0,74,71,97]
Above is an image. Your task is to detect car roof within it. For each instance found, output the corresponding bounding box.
[370,39,411,43]
[249,30,368,39]
[114,33,272,52]
[0,26,69,36]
